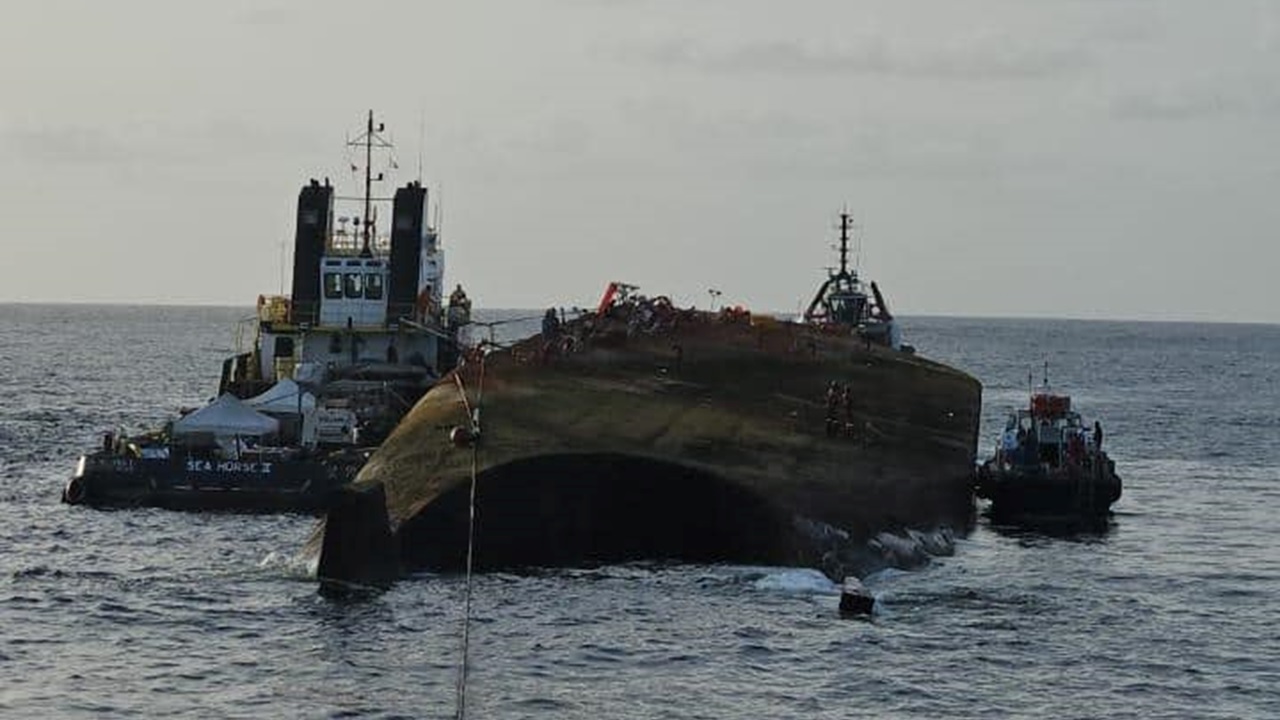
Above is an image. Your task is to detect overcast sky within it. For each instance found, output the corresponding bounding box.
[3,1,1277,322]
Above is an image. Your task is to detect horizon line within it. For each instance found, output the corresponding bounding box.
[3,299,1276,328]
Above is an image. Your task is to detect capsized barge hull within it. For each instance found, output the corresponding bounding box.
[309,309,983,586]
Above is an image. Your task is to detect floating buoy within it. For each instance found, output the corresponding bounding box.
[838,577,874,617]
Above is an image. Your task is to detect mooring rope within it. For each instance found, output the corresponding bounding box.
[454,352,485,720]
[470,313,547,328]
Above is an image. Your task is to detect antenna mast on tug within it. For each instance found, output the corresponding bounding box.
[838,210,853,277]
[348,110,391,257]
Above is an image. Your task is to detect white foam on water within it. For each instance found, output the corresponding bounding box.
[750,567,840,595]
[257,550,317,580]
[862,567,909,585]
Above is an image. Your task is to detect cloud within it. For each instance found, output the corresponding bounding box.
[1110,89,1232,121]
[1110,75,1280,120]
[621,36,1092,80]
[234,6,295,26]
[1,116,334,165]
[1,124,138,166]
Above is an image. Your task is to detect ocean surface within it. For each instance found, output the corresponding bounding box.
[2,304,1278,719]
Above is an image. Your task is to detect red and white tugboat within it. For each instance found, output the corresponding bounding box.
[975,367,1121,522]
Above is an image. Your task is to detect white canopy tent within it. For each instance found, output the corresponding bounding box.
[172,393,280,438]
[244,378,316,415]
[243,378,320,448]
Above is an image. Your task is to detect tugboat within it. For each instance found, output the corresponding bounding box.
[63,112,467,512]
[802,211,902,349]
[975,367,1121,522]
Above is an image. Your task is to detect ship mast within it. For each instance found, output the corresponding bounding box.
[348,110,390,257]
[838,211,852,277]
[363,111,374,255]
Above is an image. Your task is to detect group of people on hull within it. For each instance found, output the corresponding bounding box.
[824,381,858,439]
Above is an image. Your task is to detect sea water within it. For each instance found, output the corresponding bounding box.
[2,305,1277,718]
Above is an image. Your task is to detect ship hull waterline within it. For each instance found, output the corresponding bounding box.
[64,451,365,514]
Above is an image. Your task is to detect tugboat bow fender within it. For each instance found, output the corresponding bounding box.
[62,476,86,505]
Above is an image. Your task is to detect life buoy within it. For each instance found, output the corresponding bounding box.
[63,476,86,505]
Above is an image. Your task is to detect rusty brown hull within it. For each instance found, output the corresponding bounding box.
[310,313,982,587]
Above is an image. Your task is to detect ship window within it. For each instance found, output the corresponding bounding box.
[324,272,343,299]
[344,272,363,299]
[365,273,384,300]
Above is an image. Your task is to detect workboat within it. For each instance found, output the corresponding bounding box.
[802,211,903,350]
[975,372,1121,522]
[63,112,469,512]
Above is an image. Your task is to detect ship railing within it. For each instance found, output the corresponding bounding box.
[396,316,455,342]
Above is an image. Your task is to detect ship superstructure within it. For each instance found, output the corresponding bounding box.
[219,112,462,442]
[802,212,900,349]
[62,112,467,512]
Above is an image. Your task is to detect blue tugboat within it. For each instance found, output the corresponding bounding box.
[64,113,468,513]
[975,370,1121,522]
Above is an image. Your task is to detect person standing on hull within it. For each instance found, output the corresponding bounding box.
[448,285,471,321]
[841,383,855,438]
[541,308,563,362]
[542,307,561,339]
[1023,423,1039,467]
[825,381,841,437]
[447,284,472,347]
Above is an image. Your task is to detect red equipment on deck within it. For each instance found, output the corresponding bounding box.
[1031,393,1071,418]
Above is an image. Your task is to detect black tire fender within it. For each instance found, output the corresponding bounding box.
[63,476,86,505]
